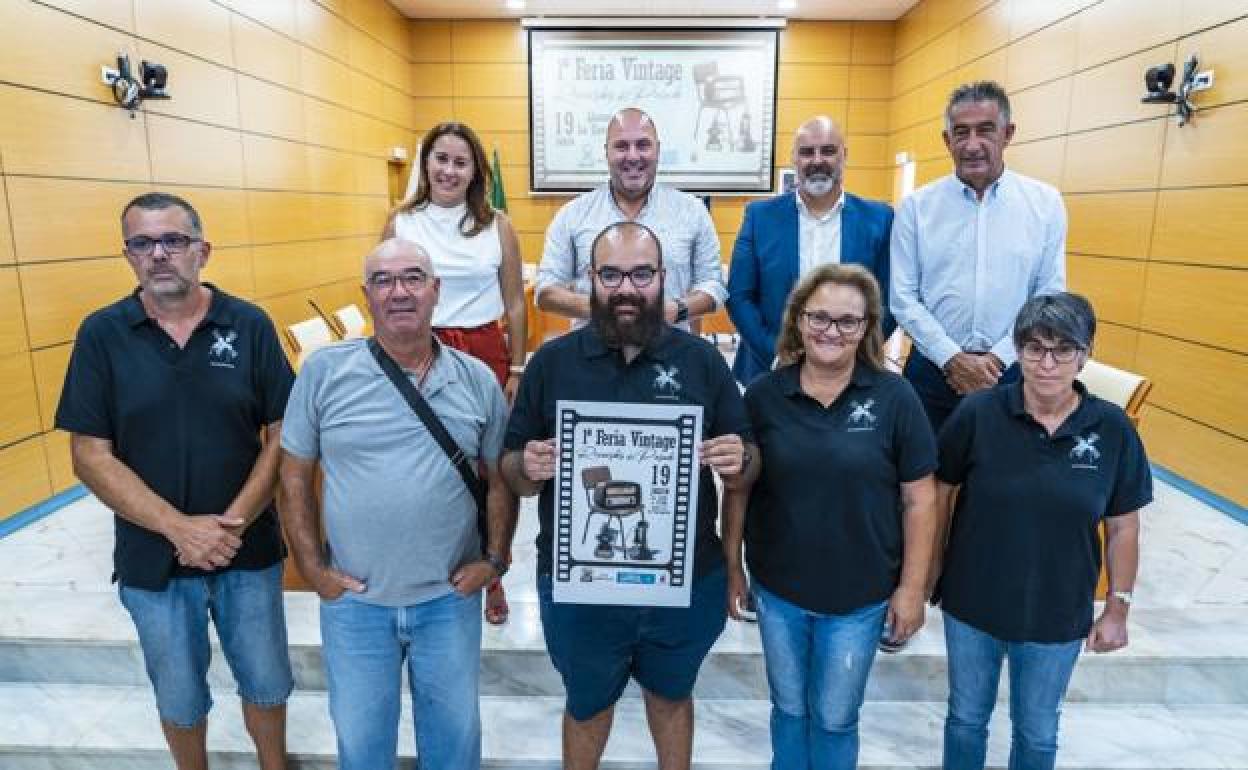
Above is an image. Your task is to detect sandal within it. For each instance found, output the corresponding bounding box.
[485,579,509,625]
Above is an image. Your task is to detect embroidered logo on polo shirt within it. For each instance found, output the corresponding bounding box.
[1070,432,1101,469]
[847,399,877,432]
[209,329,239,368]
[653,365,681,399]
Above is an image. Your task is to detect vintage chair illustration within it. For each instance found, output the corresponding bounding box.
[580,466,656,561]
[692,62,748,152]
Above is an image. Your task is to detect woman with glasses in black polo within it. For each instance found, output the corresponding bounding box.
[934,291,1152,770]
[722,263,939,770]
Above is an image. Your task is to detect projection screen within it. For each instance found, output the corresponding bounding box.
[528,27,779,193]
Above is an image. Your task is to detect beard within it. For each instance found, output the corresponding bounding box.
[799,164,842,197]
[591,289,664,349]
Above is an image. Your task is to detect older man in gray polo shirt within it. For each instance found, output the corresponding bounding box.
[536,107,726,330]
[279,238,513,770]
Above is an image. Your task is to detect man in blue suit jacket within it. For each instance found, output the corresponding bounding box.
[727,117,895,385]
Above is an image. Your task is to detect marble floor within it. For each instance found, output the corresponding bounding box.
[1,478,1247,767]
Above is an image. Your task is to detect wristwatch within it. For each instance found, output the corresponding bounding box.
[674,297,689,324]
[485,552,509,578]
[1110,590,1133,606]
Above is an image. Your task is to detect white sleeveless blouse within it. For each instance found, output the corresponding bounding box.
[393,203,504,327]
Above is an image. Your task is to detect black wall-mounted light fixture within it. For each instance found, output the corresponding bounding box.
[1142,54,1209,126]
[101,53,170,116]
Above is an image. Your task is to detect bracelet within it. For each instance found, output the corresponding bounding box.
[509,365,525,375]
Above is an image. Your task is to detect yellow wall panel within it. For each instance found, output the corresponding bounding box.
[956,0,1011,64]
[220,0,297,38]
[296,0,350,59]
[0,268,29,356]
[1009,78,1071,143]
[411,63,453,98]
[7,177,144,262]
[134,0,234,67]
[1006,136,1065,188]
[454,98,530,133]
[247,191,311,244]
[38,0,133,32]
[31,344,71,433]
[0,1,131,104]
[1140,262,1247,353]
[776,100,849,138]
[477,131,531,170]
[844,168,894,202]
[0,183,12,265]
[412,97,456,132]
[1184,17,1248,108]
[916,157,950,187]
[380,86,415,128]
[300,48,354,107]
[252,242,312,297]
[847,134,890,168]
[0,85,150,182]
[1010,0,1086,41]
[306,146,358,195]
[1091,321,1138,371]
[44,430,75,494]
[148,115,246,188]
[304,98,356,150]
[781,23,853,64]
[349,26,386,77]
[379,47,412,94]
[1135,332,1248,440]
[778,65,851,100]
[20,258,136,349]
[243,134,308,191]
[451,21,525,63]
[1061,120,1165,192]
[410,21,452,63]
[349,70,384,116]
[1074,0,1182,70]
[0,352,44,446]
[1181,0,1248,33]
[709,200,747,236]
[178,187,250,248]
[849,66,893,100]
[1151,187,1248,269]
[1065,191,1156,258]
[203,246,256,298]
[851,22,895,65]
[232,13,301,90]
[1068,45,1178,133]
[0,437,52,520]
[1139,406,1248,505]
[503,198,556,234]
[847,99,891,135]
[354,157,390,196]
[1067,255,1146,327]
[1161,100,1248,188]
[138,42,241,129]
[238,76,306,142]
[1005,16,1077,92]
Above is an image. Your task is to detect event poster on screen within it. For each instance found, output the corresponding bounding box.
[552,400,703,607]
[529,28,778,192]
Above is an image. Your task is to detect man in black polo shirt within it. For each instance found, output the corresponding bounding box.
[502,221,757,770]
[55,193,294,770]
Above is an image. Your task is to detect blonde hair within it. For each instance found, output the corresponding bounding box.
[776,263,886,370]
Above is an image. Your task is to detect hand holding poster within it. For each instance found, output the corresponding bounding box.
[553,400,702,607]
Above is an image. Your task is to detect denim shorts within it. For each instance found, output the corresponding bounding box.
[119,561,294,727]
[537,564,727,721]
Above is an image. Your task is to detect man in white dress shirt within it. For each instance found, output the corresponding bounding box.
[535,107,726,330]
[890,80,1066,431]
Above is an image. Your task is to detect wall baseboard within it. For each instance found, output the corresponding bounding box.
[0,485,88,541]
[1151,464,1248,527]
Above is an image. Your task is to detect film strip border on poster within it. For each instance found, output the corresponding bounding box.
[555,408,698,586]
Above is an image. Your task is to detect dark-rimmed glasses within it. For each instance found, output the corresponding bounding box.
[1019,340,1084,364]
[800,311,866,335]
[595,266,658,289]
[367,270,430,293]
[124,233,201,257]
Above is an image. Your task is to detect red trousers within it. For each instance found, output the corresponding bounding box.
[434,321,510,387]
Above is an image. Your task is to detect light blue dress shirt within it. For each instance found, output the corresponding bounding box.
[889,169,1066,369]
[536,182,726,329]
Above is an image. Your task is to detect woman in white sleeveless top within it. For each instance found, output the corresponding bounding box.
[384,122,525,624]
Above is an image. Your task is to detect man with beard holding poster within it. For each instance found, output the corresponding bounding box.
[727,116,895,385]
[502,221,758,770]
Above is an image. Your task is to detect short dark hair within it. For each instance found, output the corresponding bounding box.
[120,192,203,237]
[589,221,664,269]
[1013,292,1097,351]
[945,80,1012,132]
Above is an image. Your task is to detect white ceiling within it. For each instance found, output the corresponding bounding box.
[388,0,918,21]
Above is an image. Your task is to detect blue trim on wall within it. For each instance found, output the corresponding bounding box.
[0,485,89,541]
[1152,464,1248,526]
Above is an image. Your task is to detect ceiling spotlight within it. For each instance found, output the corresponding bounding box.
[506,0,525,9]
[778,0,798,10]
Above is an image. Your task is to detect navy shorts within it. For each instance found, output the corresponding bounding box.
[537,564,727,721]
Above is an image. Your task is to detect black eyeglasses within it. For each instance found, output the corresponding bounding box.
[595,266,658,289]
[800,311,866,335]
[367,270,430,292]
[124,233,201,257]
[1020,340,1084,364]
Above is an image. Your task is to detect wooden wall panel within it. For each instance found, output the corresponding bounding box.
[1139,406,1248,503]
[1009,78,1071,143]
[1091,322,1138,371]
[1061,120,1165,192]
[1161,101,1248,188]
[1068,45,1178,133]
[1181,0,1248,32]
[0,352,42,447]
[0,85,150,182]
[238,76,306,142]
[243,135,308,191]
[20,258,136,349]
[847,100,891,134]
[1009,0,1088,40]
[1135,332,1248,439]
[781,22,853,64]
[0,0,131,104]
[32,344,72,433]
[8,178,143,263]
[148,115,246,188]
[1005,16,1077,92]
[220,0,297,38]
[956,0,1010,65]
[851,23,895,65]
[0,437,52,521]
[450,21,525,63]
[0,183,16,265]
[1067,255,1146,327]
[1064,192,1156,258]
[1074,0,1182,70]
[138,43,241,129]
[0,268,29,356]
[231,13,301,90]
[1182,18,1248,108]
[1139,263,1247,353]
[1151,187,1248,269]
[203,246,256,299]
[305,98,356,151]
[1006,137,1065,189]
[184,187,251,248]
[410,21,452,63]
[300,49,354,107]
[297,0,351,60]
[44,431,75,494]
[849,66,893,100]
[134,0,235,67]
[38,0,133,32]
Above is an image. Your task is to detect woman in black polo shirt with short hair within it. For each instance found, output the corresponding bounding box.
[935,291,1151,770]
[722,263,939,770]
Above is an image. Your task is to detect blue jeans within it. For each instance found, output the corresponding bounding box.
[320,589,483,770]
[119,562,293,728]
[942,613,1082,770]
[754,584,887,770]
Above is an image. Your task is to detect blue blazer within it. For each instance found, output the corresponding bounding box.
[726,191,895,385]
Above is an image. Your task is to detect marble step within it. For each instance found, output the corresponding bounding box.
[3,591,1248,704]
[2,684,1247,769]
